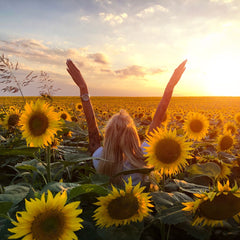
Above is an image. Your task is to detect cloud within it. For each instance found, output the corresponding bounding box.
[0,39,110,70]
[79,16,90,22]
[87,53,109,64]
[0,38,165,96]
[115,65,164,78]
[210,0,234,3]
[136,4,168,18]
[0,39,71,66]
[99,12,128,25]
[96,0,112,4]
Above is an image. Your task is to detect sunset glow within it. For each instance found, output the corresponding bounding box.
[205,55,240,96]
[0,0,240,96]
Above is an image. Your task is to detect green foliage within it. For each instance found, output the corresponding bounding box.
[1,96,240,239]
[187,162,221,179]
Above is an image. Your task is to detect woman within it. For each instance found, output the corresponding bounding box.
[66,59,187,185]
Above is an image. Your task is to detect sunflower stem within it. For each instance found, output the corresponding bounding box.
[161,173,166,191]
[166,224,171,240]
[45,146,52,182]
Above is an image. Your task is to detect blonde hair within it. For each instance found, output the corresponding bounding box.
[97,109,145,183]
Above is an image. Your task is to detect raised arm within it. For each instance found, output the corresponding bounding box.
[66,59,101,154]
[148,60,187,134]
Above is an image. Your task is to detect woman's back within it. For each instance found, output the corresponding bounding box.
[94,110,146,184]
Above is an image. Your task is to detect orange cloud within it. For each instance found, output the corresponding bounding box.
[114,65,164,78]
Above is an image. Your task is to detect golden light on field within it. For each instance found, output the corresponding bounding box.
[204,55,240,96]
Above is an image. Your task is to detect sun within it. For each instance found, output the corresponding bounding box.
[204,55,240,96]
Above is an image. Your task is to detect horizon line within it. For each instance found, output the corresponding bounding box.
[1,95,240,98]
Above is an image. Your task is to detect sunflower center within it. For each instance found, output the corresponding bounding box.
[31,210,65,240]
[28,111,49,136]
[107,193,139,220]
[155,138,181,164]
[8,114,20,127]
[199,193,240,220]
[61,113,67,120]
[219,136,233,151]
[189,119,203,133]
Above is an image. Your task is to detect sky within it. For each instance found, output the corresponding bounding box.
[0,0,240,97]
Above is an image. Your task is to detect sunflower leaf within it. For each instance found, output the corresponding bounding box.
[90,174,110,185]
[186,162,221,178]
[41,182,79,194]
[97,221,144,240]
[0,185,30,205]
[151,191,193,213]
[158,205,189,225]
[15,159,45,172]
[69,184,109,200]
[15,164,37,171]
[177,221,212,240]
[0,147,38,156]
[173,179,209,194]
[0,202,13,215]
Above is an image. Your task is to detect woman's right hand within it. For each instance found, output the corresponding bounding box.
[66,59,88,92]
[167,59,187,90]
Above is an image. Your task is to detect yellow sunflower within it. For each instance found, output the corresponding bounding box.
[1,109,21,130]
[8,190,83,240]
[234,112,240,125]
[144,128,193,176]
[216,133,235,152]
[75,103,82,111]
[223,122,237,135]
[93,177,153,228]
[60,111,71,121]
[182,181,240,227]
[20,99,61,148]
[183,112,209,141]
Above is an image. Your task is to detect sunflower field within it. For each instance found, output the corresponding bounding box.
[0,96,240,240]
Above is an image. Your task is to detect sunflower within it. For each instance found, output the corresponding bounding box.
[20,99,61,148]
[60,111,71,121]
[1,109,21,130]
[71,116,78,122]
[50,137,62,149]
[75,103,82,111]
[182,181,240,227]
[223,122,237,135]
[93,177,153,228]
[175,114,183,122]
[217,133,235,152]
[183,112,209,141]
[234,112,240,125]
[144,128,193,176]
[8,190,83,240]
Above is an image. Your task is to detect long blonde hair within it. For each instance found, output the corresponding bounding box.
[97,109,145,183]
